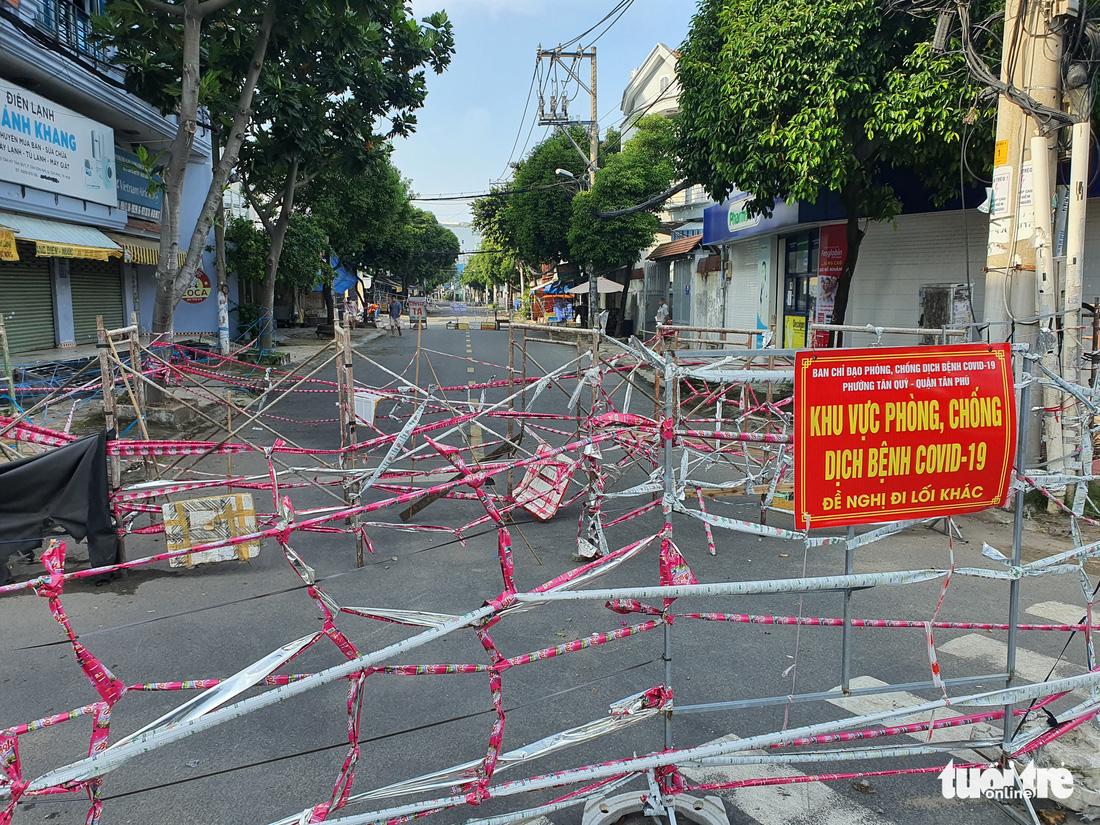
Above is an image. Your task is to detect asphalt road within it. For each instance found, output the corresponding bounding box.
[1,320,1095,825]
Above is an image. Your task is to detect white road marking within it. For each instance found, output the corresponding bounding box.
[827,676,991,757]
[680,733,894,825]
[470,424,484,462]
[1026,601,1089,626]
[938,633,1083,685]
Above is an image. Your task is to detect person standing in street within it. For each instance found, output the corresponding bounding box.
[389,295,403,337]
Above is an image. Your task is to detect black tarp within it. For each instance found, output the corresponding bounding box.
[0,432,118,584]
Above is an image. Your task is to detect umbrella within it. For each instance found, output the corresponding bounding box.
[568,277,622,294]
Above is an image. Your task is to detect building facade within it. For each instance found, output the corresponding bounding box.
[699,189,1100,350]
[0,0,226,355]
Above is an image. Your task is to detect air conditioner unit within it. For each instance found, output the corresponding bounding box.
[918,283,972,345]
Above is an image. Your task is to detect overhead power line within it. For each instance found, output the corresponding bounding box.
[498,65,540,180]
[411,180,573,202]
[558,0,635,50]
[498,0,638,181]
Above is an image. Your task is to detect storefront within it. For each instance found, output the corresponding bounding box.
[70,258,125,344]
[701,192,801,344]
[0,211,123,353]
[647,236,701,329]
[702,181,1002,349]
[0,78,226,351]
[2,240,54,353]
[0,80,129,354]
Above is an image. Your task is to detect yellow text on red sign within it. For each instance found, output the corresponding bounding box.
[794,344,1016,530]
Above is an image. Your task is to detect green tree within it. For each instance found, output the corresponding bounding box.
[461,240,519,292]
[472,126,626,286]
[225,215,329,289]
[297,157,409,274]
[99,0,452,349]
[237,1,453,349]
[98,0,278,338]
[378,209,461,293]
[487,126,592,268]
[224,214,331,336]
[676,0,992,332]
[569,115,677,272]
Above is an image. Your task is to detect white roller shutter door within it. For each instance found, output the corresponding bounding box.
[724,239,759,331]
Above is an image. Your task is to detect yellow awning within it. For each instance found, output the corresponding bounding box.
[0,227,17,261]
[0,210,122,261]
[34,241,117,261]
[104,233,169,266]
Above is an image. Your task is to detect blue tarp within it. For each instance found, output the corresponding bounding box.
[542,280,574,295]
[314,252,359,294]
[332,266,358,295]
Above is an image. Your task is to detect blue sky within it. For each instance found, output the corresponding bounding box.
[396,0,700,230]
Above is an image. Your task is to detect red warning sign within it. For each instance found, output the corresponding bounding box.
[794,344,1016,530]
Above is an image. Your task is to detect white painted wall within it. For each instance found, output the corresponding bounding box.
[843,210,989,347]
[692,269,722,333]
[620,45,680,143]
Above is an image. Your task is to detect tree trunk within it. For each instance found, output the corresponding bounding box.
[828,210,865,348]
[258,161,300,351]
[150,2,201,338]
[150,0,277,336]
[613,266,630,337]
[323,282,335,327]
[212,129,230,355]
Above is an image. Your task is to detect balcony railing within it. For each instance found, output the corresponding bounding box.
[38,0,108,62]
[667,185,711,210]
[4,0,111,65]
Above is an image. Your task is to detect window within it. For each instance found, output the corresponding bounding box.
[783,232,819,315]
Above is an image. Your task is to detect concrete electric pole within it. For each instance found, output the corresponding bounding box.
[980,2,1062,339]
[537,45,606,559]
[978,1,1091,482]
[536,45,601,330]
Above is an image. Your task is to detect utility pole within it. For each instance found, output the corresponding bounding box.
[979,2,1064,467]
[536,44,605,559]
[588,48,599,335]
[588,48,598,189]
[981,2,1062,338]
[536,45,599,180]
[535,44,601,331]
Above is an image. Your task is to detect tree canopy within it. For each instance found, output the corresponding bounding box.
[676,0,992,326]
[472,120,673,285]
[296,158,409,273]
[234,0,452,347]
[376,208,461,292]
[461,240,519,291]
[225,214,329,290]
[476,126,592,268]
[569,116,677,272]
[98,0,453,347]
